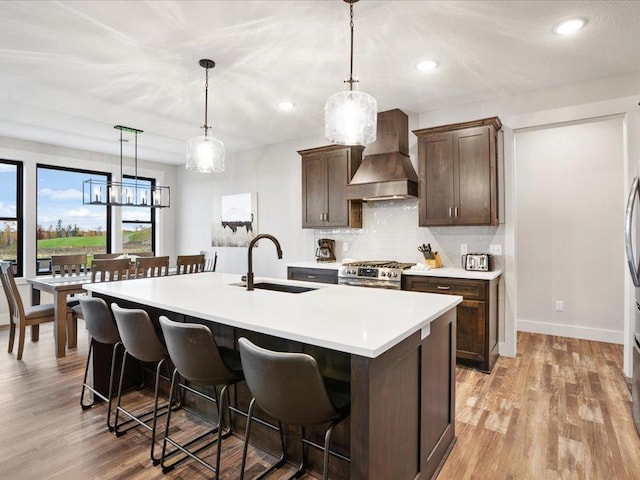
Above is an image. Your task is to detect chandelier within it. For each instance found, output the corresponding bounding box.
[186,59,225,173]
[83,125,170,208]
[324,0,377,146]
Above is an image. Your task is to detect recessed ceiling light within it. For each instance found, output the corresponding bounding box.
[416,59,439,73]
[277,101,295,111]
[552,18,587,36]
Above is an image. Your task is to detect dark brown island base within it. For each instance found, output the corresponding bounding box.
[85,272,461,480]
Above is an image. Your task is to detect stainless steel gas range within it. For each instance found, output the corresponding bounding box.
[338,261,416,290]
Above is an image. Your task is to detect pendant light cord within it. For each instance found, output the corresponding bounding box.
[203,65,210,136]
[349,1,354,90]
[134,131,138,181]
[119,127,123,182]
[344,1,358,91]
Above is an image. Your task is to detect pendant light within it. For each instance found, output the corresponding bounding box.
[83,125,170,208]
[324,0,377,146]
[186,59,225,173]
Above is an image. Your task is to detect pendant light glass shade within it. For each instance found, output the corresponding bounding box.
[325,84,377,145]
[186,135,225,173]
[324,0,377,146]
[186,58,225,173]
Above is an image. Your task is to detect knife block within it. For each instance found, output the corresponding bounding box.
[424,252,442,268]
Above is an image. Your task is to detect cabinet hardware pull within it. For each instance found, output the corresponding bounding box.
[307,275,317,279]
[455,207,459,217]
[449,207,452,218]
[437,286,451,290]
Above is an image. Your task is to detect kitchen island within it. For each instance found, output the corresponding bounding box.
[85,272,461,480]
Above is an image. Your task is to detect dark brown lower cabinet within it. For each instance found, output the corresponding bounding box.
[287,266,338,284]
[402,274,500,373]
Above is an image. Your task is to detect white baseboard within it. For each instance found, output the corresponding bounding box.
[499,341,516,357]
[517,319,623,344]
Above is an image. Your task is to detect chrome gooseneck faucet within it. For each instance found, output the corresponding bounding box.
[246,234,283,291]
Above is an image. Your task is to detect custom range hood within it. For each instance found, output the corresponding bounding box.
[345,109,418,201]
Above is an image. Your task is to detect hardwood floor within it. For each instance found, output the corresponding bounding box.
[0,325,638,479]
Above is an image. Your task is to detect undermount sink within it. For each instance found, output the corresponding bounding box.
[232,281,317,294]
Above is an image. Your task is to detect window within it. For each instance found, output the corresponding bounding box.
[122,175,156,255]
[0,160,23,276]
[36,165,111,272]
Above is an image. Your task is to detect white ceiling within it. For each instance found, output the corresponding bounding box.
[1,0,639,164]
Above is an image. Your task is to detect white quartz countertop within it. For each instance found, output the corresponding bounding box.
[404,266,502,280]
[84,272,461,358]
[288,261,502,280]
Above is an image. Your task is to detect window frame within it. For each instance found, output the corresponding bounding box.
[122,174,156,255]
[0,159,23,277]
[36,164,112,274]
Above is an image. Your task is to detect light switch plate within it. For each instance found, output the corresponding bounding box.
[489,244,502,255]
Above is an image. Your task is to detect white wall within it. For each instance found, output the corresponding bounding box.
[0,135,178,325]
[514,116,624,343]
[176,134,319,279]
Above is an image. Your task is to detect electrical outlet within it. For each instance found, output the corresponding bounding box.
[555,301,564,312]
[343,242,349,253]
[489,244,502,255]
[460,244,468,255]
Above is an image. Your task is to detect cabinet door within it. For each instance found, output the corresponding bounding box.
[302,152,327,227]
[325,148,350,227]
[455,126,493,225]
[456,300,486,363]
[419,133,455,226]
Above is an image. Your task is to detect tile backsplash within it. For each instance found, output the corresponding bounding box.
[314,199,505,270]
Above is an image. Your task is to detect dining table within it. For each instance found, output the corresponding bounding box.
[26,273,91,358]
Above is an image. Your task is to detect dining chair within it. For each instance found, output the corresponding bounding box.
[176,254,205,274]
[51,254,88,277]
[51,254,89,324]
[92,253,123,260]
[0,261,72,360]
[200,251,218,272]
[134,256,170,278]
[91,258,131,282]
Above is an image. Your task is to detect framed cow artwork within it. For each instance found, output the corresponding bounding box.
[211,192,258,247]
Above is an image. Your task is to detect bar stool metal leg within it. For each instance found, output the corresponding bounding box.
[240,397,287,480]
[113,352,171,465]
[80,340,123,432]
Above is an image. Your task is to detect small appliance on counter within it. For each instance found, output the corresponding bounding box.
[315,238,336,262]
[463,253,493,271]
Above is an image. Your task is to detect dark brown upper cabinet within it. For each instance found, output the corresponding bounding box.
[298,144,364,228]
[413,117,502,226]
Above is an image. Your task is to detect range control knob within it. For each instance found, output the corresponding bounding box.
[391,272,398,278]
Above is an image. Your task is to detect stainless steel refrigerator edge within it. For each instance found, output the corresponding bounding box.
[624,175,640,435]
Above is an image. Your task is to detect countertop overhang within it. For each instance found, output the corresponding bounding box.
[84,272,461,358]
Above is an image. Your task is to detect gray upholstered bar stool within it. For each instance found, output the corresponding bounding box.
[238,337,350,480]
[111,303,172,464]
[158,316,244,478]
[78,296,123,431]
